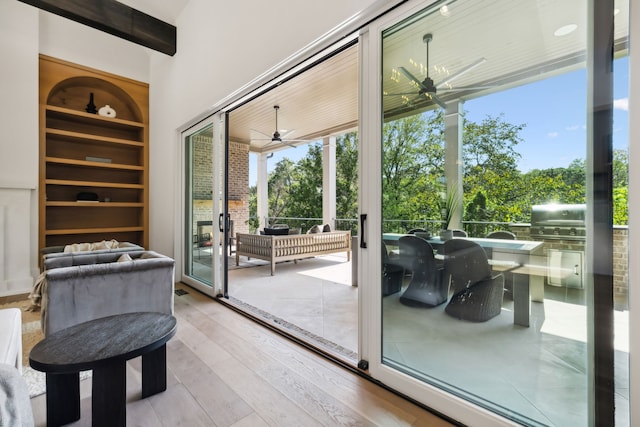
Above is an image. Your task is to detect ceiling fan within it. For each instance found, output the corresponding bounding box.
[387,33,491,109]
[252,105,312,148]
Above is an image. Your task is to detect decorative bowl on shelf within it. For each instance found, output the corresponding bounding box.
[98,104,116,118]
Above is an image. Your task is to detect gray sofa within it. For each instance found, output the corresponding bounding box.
[40,241,143,269]
[41,250,175,336]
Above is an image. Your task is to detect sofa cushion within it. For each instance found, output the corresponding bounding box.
[117,253,132,262]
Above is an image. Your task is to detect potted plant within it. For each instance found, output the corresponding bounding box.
[439,186,459,241]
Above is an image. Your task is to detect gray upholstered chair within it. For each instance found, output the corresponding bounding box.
[40,250,175,336]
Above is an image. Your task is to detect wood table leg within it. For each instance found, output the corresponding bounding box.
[142,344,167,398]
[46,372,80,426]
[512,273,530,327]
[92,361,126,427]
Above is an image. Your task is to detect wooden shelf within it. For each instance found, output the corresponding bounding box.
[39,55,149,253]
[45,179,144,189]
[46,156,144,170]
[46,201,144,207]
[46,105,144,129]
[45,226,145,235]
[46,128,145,147]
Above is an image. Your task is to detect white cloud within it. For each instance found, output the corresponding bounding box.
[565,125,580,131]
[548,131,559,138]
[614,97,629,111]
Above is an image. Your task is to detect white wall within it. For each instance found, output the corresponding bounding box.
[0,0,39,296]
[0,0,152,295]
[148,0,377,258]
[0,0,38,190]
[38,12,151,84]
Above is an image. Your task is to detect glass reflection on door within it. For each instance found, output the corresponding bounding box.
[185,124,215,285]
[379,1,627,425]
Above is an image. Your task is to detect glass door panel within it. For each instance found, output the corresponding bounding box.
[182,122,220,295]
[372,0,628,425]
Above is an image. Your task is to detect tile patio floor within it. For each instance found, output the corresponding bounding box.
[192,253,629,426]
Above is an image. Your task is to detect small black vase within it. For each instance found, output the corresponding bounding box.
[85,92,97,114]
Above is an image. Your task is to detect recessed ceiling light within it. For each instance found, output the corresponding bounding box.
[440,5,450,17]
[554,24,578,37]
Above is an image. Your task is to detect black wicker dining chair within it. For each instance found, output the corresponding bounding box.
[382,241,404,296]
[443,239,504,322]
[485,230,517,299]
[398,235,448,307]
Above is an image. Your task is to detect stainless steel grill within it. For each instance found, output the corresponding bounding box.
[530,204,586,240]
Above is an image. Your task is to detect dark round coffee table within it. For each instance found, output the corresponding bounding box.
[30,312,177,427]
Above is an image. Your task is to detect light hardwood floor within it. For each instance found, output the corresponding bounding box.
[29,283,457,427]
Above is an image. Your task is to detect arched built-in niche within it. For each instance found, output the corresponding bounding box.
[38,55,150,257]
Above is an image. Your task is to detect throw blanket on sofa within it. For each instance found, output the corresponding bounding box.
[63,239,120,253]
[27,272,46,311]
[0,364,34,427]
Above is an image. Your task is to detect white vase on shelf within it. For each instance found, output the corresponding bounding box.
[98,105,116,118]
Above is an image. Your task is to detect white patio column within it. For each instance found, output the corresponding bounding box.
[322,136,337,228]
[257,152,269,229]
[444,102,464,230]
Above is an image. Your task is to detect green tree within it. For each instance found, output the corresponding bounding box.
[287,143,324,221]
[462,114,525,223]
[613,149,629,224]
[267,158,295,225]
[336,132,359,226]
[382,111,444,231]
[614,186,628,225]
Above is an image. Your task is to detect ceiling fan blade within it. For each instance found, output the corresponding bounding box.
[437,85,495,93]
[435,57,487,89]
[384,92,424,96]
[428,92,447,109]
[398,67,427,91]
[251,128,274,139]
[279,129,295,139]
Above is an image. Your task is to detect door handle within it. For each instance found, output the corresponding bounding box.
[360,214,367,248]
[219,213,224,232]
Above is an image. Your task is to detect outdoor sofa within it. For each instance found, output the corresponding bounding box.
[235,230,351,275]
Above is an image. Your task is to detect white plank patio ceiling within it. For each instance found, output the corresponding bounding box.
[224,0,628,154]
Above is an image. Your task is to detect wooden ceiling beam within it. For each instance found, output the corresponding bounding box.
[18,0,177,56]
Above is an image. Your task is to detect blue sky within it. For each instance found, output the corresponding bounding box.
[249,57,629,185]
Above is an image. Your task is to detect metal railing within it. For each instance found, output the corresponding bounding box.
[254,217,517,238]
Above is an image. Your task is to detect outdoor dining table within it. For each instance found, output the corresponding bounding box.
[382,233,547,327]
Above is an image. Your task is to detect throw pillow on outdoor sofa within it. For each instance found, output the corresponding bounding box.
[307,225,322,234]
[264,227,289,235]
[323,223,331,232]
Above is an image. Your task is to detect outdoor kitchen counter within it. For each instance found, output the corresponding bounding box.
[383,234,547,326]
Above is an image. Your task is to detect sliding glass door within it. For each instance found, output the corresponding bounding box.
[181,117,225,296]
[362,0,628,425]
